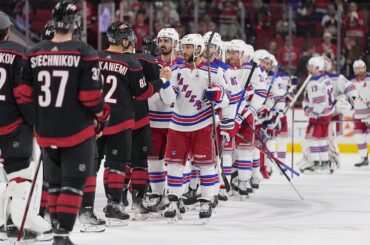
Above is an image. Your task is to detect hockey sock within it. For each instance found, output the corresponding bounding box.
[57,177,85,232]
[182,163,191,192]
[103,168,109,198]
[81,175,96,208]
[106,169,125,203]
[148,159,166,195]
[252,148,260,177]
[124,165,132,187]
[276,136,287,163]
[235,148,253,181]
[308,139,321,162]
[130,168,149,198]
[222,152,233,185]
[319,139,329,162]
[39,180,49,218]
[48,183,61,229]
[199,165,218,201]
[189,166,200,190]
[167,163,184,198]
[356,133,368,159]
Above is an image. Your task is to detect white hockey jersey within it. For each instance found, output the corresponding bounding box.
[148,57,183,128]
[351,73,370,119]
[303,75,334,118]
[265,72,290,112]
[165,61,230,132]
[228,62,268,118]
[328,73,358,99]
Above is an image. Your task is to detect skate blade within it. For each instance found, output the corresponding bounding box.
[11,238,35,245]
[131,213,149,221]
[0,234,7,241]
[166,216,178,224]
[36,233,53,241]
[106,218,129,226]
[80,224,106,233]
[239,195,248,201]
[200,218,210,225]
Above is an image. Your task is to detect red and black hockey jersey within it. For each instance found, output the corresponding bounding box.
[0,41,27,135]
[98,50,153,135]
[132,52,161,129]
[16,40,104,147]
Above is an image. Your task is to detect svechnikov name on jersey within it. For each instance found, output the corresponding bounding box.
[30,54,81,68]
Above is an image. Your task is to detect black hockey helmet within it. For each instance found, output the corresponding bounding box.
[72,25,84,41]
[52,1,80,31]
[142,34,158,56]
[41,24,55,40]
[107,21,135,46]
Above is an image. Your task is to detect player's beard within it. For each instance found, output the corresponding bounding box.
[184,53,195,63]
[159,46,172,56]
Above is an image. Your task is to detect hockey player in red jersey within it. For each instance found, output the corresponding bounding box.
[16,2,109,244]
[0,11,52,242]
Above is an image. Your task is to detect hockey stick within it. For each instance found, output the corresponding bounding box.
[263,65,280,105]
[205,31,231,191]
[16,154,42,242]
[236,132,304,200]
[283,74,312,115]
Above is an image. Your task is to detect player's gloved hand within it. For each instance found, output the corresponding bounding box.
[258,105,270,121]
[203,84,223,102]
[160,67,172,81]
[94,103,110,137]
[361,117,370,127]
[303,106,312,117]
[220,118,235,142]
[291,76,299,85]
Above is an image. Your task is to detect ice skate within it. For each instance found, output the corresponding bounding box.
[218,188,229,201]
[131,197,150,221]
[104,201,130,226]
[52,229,76,245]
[6,218,37,241]
[199,199,212,224]
[211,195,219,208]
[179,198,186,214]
[320,161,331,174]
[144,193,168,212]
[79,206,106,232]
[36,229,53,241]
[0,225,7,241]
[163,195,181,223]
[300,161,319,173]
[251,171,263,189]
[238,181,249,200]
[354,157,369,167]
[182,187,199,205]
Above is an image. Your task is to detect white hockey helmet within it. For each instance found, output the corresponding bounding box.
[270,54,278,67]
[243,44,254,61]
[228,39,246,52]
[353,59,366,70]
[203,31,222,48]
[307,56,325,72]
[181,34,205,57]
[253,49,270,65]
[323,55,333,72]
[157,28,179,46]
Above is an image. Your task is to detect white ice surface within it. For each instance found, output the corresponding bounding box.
[21,154,370,245]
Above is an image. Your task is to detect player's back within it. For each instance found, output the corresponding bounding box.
[0,41,26,134]
[98,50,141,134]
[23,40,102,146]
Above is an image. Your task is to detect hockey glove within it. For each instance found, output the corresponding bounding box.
[220,118,235,142]
[94,103,110,136]
[203,84,224,102]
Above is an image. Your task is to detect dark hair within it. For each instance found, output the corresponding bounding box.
[0,27,9,41]
[302,42,315,52]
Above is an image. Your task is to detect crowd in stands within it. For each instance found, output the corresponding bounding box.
[2,0,369,79]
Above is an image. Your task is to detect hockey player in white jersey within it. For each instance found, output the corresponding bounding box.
[301,56,335,173]
[221,46,268,198]
[161,34,229,222]
[351,60,370,167]
[146,28,182,211]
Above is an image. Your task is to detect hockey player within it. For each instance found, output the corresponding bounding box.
[146,28,181,211]
[0,11,52,241]
[351,60,370,167]
[301,56,334,173]
[97,21,170,223]
[161,33,229,222]
[16,2,109,244]
[223,46,268,198]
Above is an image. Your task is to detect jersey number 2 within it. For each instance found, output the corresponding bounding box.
[102,75,117,104]
[0,68,6,101]
[38,70,69,107]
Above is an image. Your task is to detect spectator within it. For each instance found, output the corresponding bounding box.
[316,32,337,60]
[277,37,300,73]
[217,0,240,40]
[156,0,180,27]
[177,0,194,29]
[276,12,296,37]
[296,0,316,37]
[253,0,272,32]
[321,4,338,40]
[296,42,316,82]
[267,41,278,57]
[198,14,216,35]
[341,37,362,78]
[133,11,149,52]
[343,2,366,46]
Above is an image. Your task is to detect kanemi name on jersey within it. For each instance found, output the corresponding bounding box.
[0,1,369,245]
